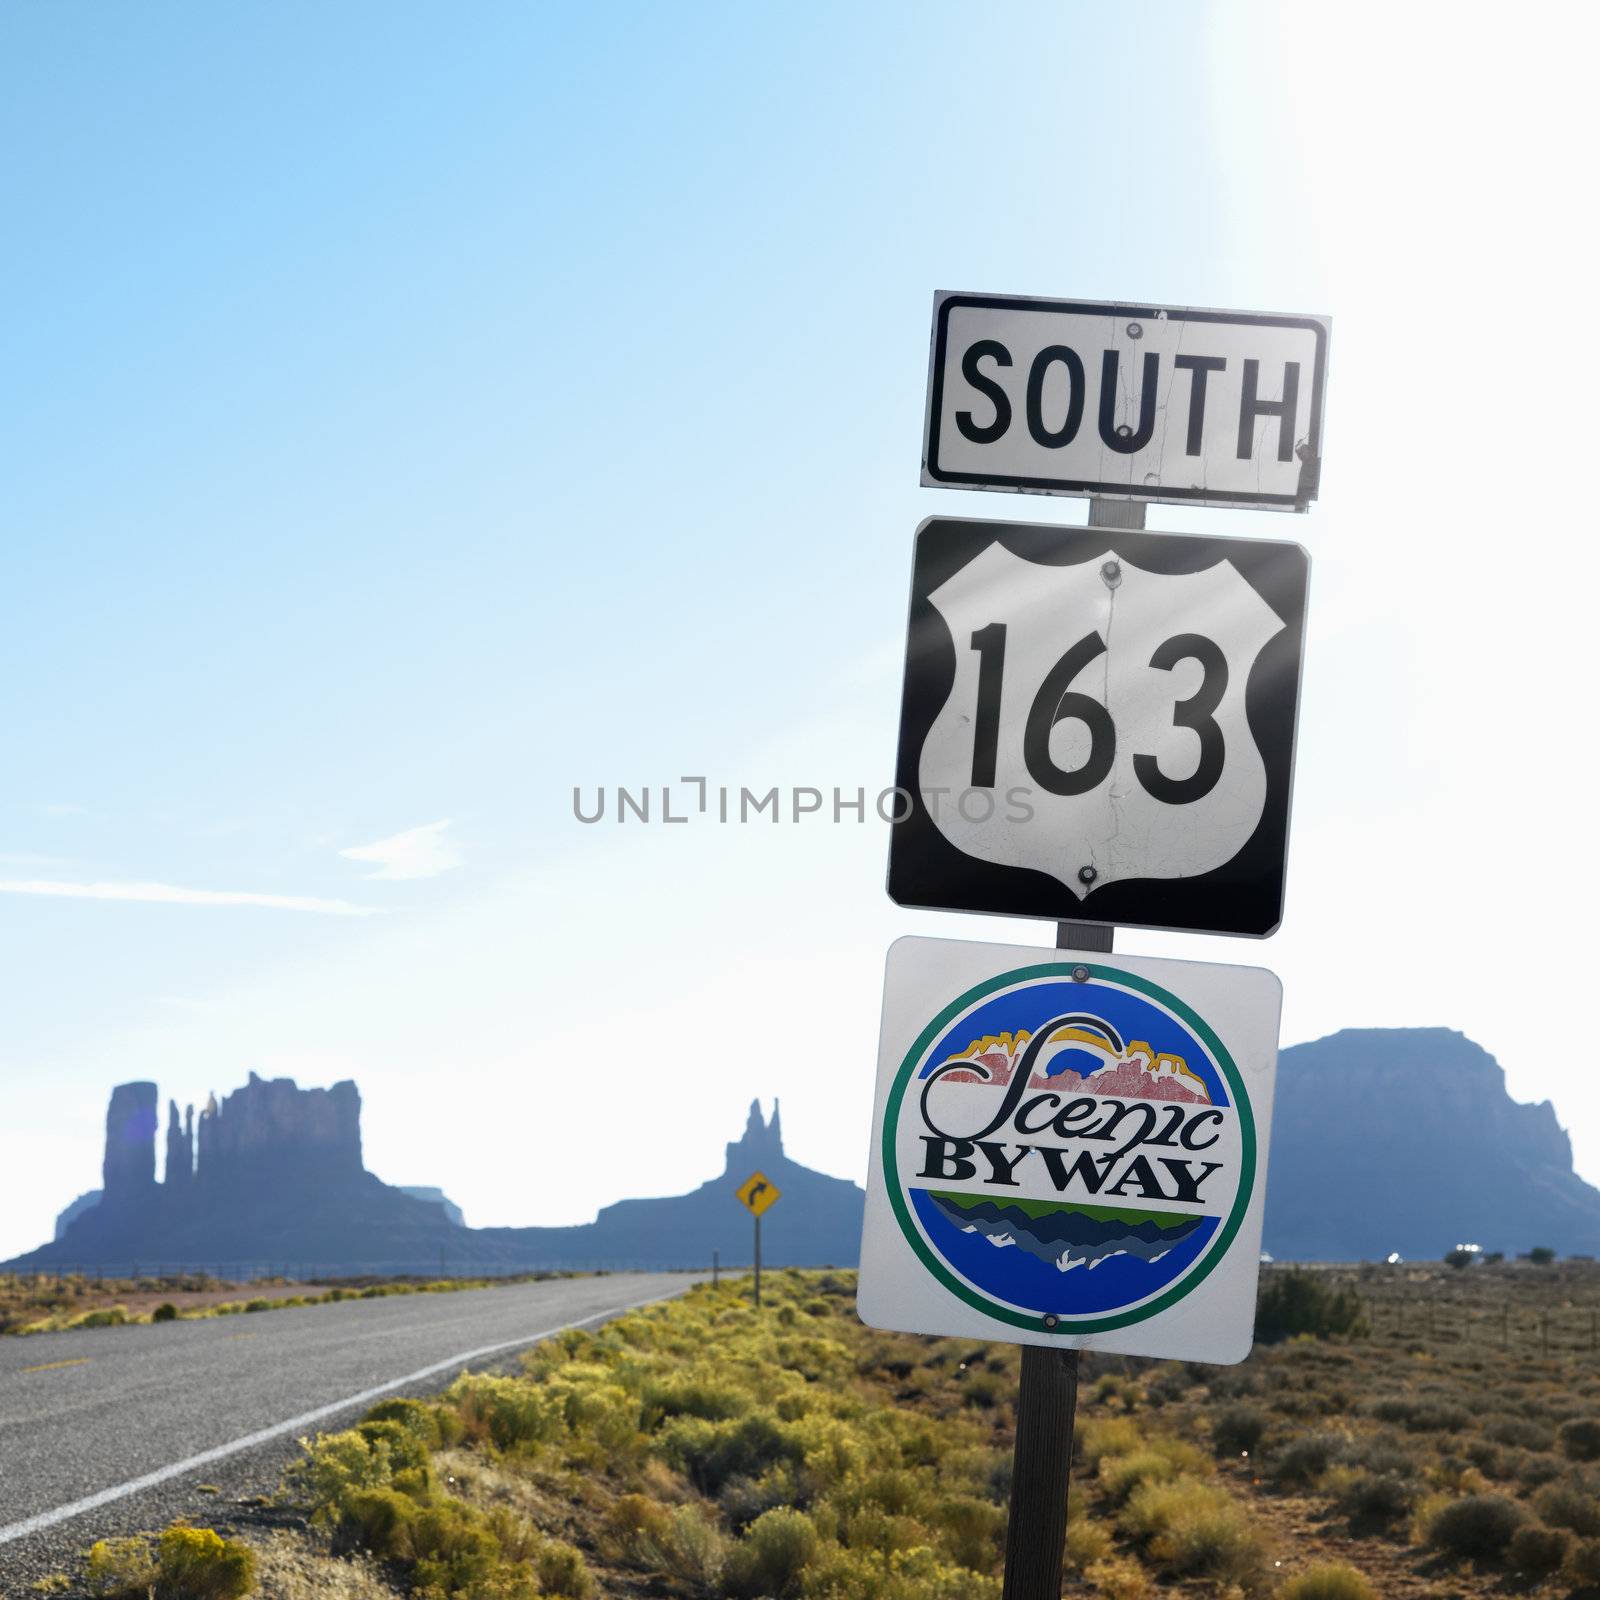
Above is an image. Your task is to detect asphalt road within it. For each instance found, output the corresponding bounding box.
[0,1272,692,1587]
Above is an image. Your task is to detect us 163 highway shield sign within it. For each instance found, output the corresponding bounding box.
[886,517,1308,937]
[857,935,1282,1363]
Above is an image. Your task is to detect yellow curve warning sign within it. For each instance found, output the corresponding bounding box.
[736,1170,781,1217]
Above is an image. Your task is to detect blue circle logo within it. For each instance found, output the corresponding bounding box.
[883,963,1256,1334]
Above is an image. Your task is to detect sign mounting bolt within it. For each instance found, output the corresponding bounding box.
[1071,966,1090,984]
[1100,559,1122,588]
[1078,865,1098,885]
[1042,1313,1060,1329]
[1126,321,1142,339]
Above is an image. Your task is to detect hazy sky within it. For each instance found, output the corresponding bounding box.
[2,3,1595,1262]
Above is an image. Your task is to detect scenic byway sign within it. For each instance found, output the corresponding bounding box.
[858,936,1281,1363]
[922,292,1330,510]
[886,517,1309,937]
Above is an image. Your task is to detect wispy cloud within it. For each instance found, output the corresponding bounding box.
[0,879,375,916]
[340,819,463,881]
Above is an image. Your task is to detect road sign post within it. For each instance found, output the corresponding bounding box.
[736,1171,780,1309]
[871,295,1326,1600]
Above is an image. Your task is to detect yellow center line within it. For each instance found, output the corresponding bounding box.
[21,1358,92,1375]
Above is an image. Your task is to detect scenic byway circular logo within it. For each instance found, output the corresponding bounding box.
[883,962,1256,1334]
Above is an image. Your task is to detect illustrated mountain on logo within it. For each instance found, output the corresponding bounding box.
[927,1192,1205,1273]
[936,1018,1210,1104]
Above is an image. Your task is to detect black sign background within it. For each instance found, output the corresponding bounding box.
[887,517,1309,938]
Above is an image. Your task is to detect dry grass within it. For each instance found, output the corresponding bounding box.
[0,1271,580,1334]
[249,1531,393,1600]
[46,1261,1600,1599]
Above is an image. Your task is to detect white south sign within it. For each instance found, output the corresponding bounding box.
[922,292,1330,510]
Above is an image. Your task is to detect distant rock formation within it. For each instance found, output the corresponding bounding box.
[1264,1028,1600,1260]
[6,1079,863,1275]
[54,1190,103,1241]
[165,1101,194,1191]
[469,1098,863,1271]
[103,1082,158,1198]
[399,1188,466,1227]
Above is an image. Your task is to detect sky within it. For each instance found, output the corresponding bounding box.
[2,2,1596,1261]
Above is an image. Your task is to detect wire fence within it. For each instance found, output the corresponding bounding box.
[0,1260,729,1287]
[1258,1260,1600,1358]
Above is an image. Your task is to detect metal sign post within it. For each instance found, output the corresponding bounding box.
[1003,906,1115,1600]
[736,1171,780,1310]
[1004,503,1142,1600]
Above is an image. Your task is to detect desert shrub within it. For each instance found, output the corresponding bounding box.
[1561,1418,1600,1462]
[1280,1562,1376,1600]
[1211,1404,1268,1456]
[1148,1496,1270,1586]
[1425,1493,1526,1560]
[85,1537,156,1598]
[243,1299,272,1313]
[151,1527,256,1600]
[1143,1366,1190,1408]
[961,1371,1003,1408]
[1533,1479,1600,1536]
[641,1372,749,1425]
[1368,1397,1471,1433]
[1084,1556,1152,1598]
[1255,1270,1366,1343]
[1341,1433,1414,1476]
[1119,1476,1248,1559]
[928,1494,1006,1570]
[607,1495,728,1588]
[290,1427,416,1515]
[724,1508,818,1599]
[1270,1431,1345,1486]
[1332,1469,1419,1526]
[1528,1247,1557,1265]
[353,1420,430,1475]
[1078,1416,1142,1469]
[1100,1450,1185,1505]
[73,1307,128,1328]
[152,1302,179,1323]
[337,1487,418,1555]
[1567,1538,1600,1586]
[806,1544,998,1600]
[407,1500,514,1599]
[1098,1435,1208,1506]
[1484,1414,1555,1451]
[449,1373,565,1451]
[363,1397,461,1450]
[720,1465,810,1529]
[665,1413,803,1496]
[1507,1523,1570,1578]
[1516,1450,1570,1488]
[531,1536,594,1599]
[1064,1517,1113,1569]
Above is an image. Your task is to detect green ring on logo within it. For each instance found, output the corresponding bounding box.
[882,961,1257,1334]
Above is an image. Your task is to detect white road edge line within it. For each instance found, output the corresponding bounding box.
[0,1287,680,1546]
